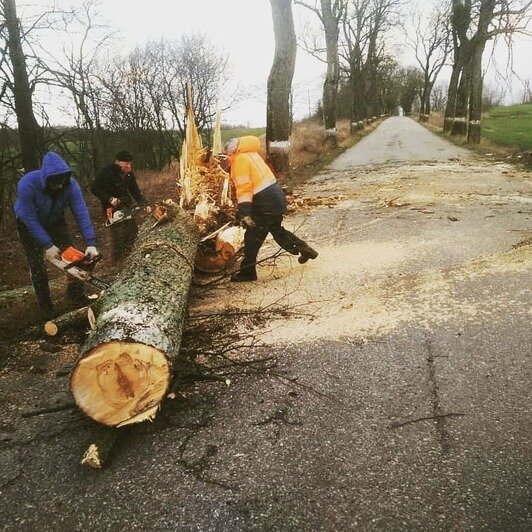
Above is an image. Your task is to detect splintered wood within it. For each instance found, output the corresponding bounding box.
[177,85,244,272]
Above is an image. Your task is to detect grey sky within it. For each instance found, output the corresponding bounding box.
[21,0,532,126]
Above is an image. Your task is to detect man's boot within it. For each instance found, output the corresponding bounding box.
[230,264,258,282]
[297,242,319,264]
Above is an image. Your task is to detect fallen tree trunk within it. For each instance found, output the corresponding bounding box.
[44,306,95,337]
[71,204,200,427]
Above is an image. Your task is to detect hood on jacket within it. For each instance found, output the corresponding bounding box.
[224,136,261,160]
[40,151,71,188]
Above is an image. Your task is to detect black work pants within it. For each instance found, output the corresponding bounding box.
[109,218,138,262]
[16,219,84,307]
[240,214,306,274]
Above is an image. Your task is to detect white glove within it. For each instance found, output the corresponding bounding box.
[45,245,61,260]
[84,246,99,259]
[110,197,120,208]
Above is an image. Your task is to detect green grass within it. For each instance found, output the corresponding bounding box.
[482,104,532,150]
[220,127,266,143]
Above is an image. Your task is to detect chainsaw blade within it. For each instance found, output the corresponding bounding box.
[46,257,111,290]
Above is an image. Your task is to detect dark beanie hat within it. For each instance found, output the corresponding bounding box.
[115,150,133,162]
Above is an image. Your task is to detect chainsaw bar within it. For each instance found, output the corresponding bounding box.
[46,257,111,290]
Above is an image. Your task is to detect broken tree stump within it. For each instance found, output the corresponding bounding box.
[71,205,200,427]
[81,425,122,468]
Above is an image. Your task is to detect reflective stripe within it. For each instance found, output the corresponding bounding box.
[253,178,276,195]
[238,194,253,203]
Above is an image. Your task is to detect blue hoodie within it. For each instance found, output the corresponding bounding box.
[14,151,96,249]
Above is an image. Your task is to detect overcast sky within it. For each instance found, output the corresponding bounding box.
[20,0,532,126]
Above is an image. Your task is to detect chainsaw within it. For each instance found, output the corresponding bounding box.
[46,246,111,291]
[105,205,142,227]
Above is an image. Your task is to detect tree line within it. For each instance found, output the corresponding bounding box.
[1,0,530,225]
[0,0,232,224]
[295,0,529,141]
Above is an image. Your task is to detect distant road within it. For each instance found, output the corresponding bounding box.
[329,116,471,170]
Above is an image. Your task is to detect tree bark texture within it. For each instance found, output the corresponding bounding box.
[451,62,471,136]
[466,0,496,144]
[267,0,297,175]
[321,0,340,140]
[4,0,41,171]
[445,0,472,133]
[467,44,484,144]
[443,62,462,132]
[71,206,200,427]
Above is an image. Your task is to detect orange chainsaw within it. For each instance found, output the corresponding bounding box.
[46,246,111,291]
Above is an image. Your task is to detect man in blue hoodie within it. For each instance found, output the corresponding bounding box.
[14,151,99,315]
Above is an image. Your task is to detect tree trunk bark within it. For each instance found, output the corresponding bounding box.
[267,0,297,176]
[70,204,200,427]
[451,62,471,136]
[321,0,340,147]
[467,44,484,144]
[4,0,41,171]
[443,61,461,133]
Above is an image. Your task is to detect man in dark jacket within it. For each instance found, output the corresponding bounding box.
[90,150,150,262]
[14,151,98,315]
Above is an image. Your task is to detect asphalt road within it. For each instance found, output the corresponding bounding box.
[329,116,471,169]
[1,117,530,531]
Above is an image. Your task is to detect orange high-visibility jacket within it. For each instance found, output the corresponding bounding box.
[227,136,277,210]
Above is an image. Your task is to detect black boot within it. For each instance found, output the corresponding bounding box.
[230,270,258,282]
[230,263,258,282]
[297,242,319,264]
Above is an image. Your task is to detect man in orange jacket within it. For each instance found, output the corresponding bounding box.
[223,136,318,282]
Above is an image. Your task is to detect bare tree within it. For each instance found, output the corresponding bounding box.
[295,0,346,145]
[430,79,448,111]
[445,0,532,142]
[2,0,41,171]
[399,66,423,115]
[267,0,297,175]
[468,0,531,143]
[407,4,452,121]
[340,0,407,123]
[35,0,115,179]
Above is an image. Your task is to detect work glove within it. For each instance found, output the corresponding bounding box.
[145,205,152,214]
[45,245,61,261]
[109,197,120,208]
[84,246,99,260]
[240,215,256,229]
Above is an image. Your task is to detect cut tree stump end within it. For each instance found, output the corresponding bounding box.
[71,341,171,427]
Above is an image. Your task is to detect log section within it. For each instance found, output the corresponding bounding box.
[71,205,199,427]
